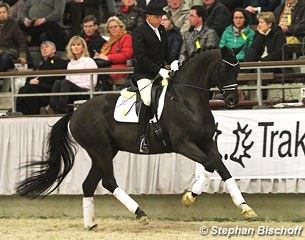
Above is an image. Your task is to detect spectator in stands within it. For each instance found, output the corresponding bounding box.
[178,5,219,63]
[115,0,145,33]
[243,0,280,25]
[41,36,98,114]
[244,12,286,100]
[274,0,305,44]
[2,0,25,20]
[80,15,107,58]
[161,13,183,59]
[66,0,100,37]
[94,16,133,80]
[132,1,178,152]
[19,0,67,51]
[202,0,231,38]
[244,12,286,63]
[16,41,67,115]
[0,3,27,73]
[219,8,255,61]
[163,0,190,35]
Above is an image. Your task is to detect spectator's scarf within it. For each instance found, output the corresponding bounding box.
[279,0,298,27]
[121,6,129,13]
[84,31,99,43]
[100,29,127,55]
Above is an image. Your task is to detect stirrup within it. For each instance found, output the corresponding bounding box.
[139,136,149,153]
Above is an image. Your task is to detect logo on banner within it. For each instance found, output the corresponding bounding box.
[214,121,305,168]
[215,122,253,167]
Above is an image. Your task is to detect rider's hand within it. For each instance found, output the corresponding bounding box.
[159,68,169,79]
[170,60,179,72]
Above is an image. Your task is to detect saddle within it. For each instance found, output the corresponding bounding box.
[124,76,161,116]
[124,76,172,152]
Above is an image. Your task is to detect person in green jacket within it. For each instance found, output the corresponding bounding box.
[219,8,255,61]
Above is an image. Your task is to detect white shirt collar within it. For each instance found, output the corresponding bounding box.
[147,20,158,32]
[195,26,203,32]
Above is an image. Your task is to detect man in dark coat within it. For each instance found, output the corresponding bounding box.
[80,15,106,58]
[203,0,231,38]
[132,1,178,153]
[274,0,305,42]
[0,2,27,73]
[16,41,67,115]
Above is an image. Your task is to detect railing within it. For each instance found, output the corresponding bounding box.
[1,60,305,111]
[0,67,133,112]
[239,60,305,106]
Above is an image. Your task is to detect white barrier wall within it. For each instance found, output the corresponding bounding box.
[1,108,305,195]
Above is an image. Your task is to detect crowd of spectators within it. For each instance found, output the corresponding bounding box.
[1,0,305,114]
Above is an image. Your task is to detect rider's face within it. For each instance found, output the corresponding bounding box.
[147,14,162,28]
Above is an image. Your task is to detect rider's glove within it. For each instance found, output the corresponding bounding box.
[170,60,179,72]
[159,68,170,79]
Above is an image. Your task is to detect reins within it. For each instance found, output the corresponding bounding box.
[170,56,239,97]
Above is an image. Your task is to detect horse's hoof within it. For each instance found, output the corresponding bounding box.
[182,192,197,207]
[137,215,150,225]
[84,223,98,231]
[239,203,258,218]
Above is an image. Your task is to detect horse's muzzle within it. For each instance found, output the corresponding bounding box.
[224,89,239,108]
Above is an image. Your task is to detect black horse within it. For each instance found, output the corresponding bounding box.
[17,46,257,230]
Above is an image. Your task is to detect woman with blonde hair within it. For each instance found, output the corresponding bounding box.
[244,12,286,100]
[41,36,98,114]
[94,16,133,80]
[244,12,286,63]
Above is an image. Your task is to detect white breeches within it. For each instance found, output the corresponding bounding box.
[137,78,152,106]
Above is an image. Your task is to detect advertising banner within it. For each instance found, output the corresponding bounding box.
[196,108,305,179]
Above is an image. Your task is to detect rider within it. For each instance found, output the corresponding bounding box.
[132,1,179,153]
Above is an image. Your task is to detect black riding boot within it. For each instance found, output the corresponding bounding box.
[138,104,150,153]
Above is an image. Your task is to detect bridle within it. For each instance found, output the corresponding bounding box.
[218,59,239,95]
[172,57,239,94]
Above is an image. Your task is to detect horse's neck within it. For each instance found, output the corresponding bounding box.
[168,72,210,111]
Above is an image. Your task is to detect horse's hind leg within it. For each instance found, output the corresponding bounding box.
[82,163,103,230]
[84,151,149,227]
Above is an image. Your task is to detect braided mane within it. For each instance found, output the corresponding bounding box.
[171,46,220,80]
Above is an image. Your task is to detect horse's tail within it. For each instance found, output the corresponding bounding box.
[17,112,76,198]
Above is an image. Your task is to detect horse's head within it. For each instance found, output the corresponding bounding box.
[217,46,240,107]
[172,47,239,107]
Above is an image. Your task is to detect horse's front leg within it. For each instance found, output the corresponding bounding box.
[179,142,257,218]
[182,166,213,207]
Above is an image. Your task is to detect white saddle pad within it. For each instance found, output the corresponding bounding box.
[114,80,168,123]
